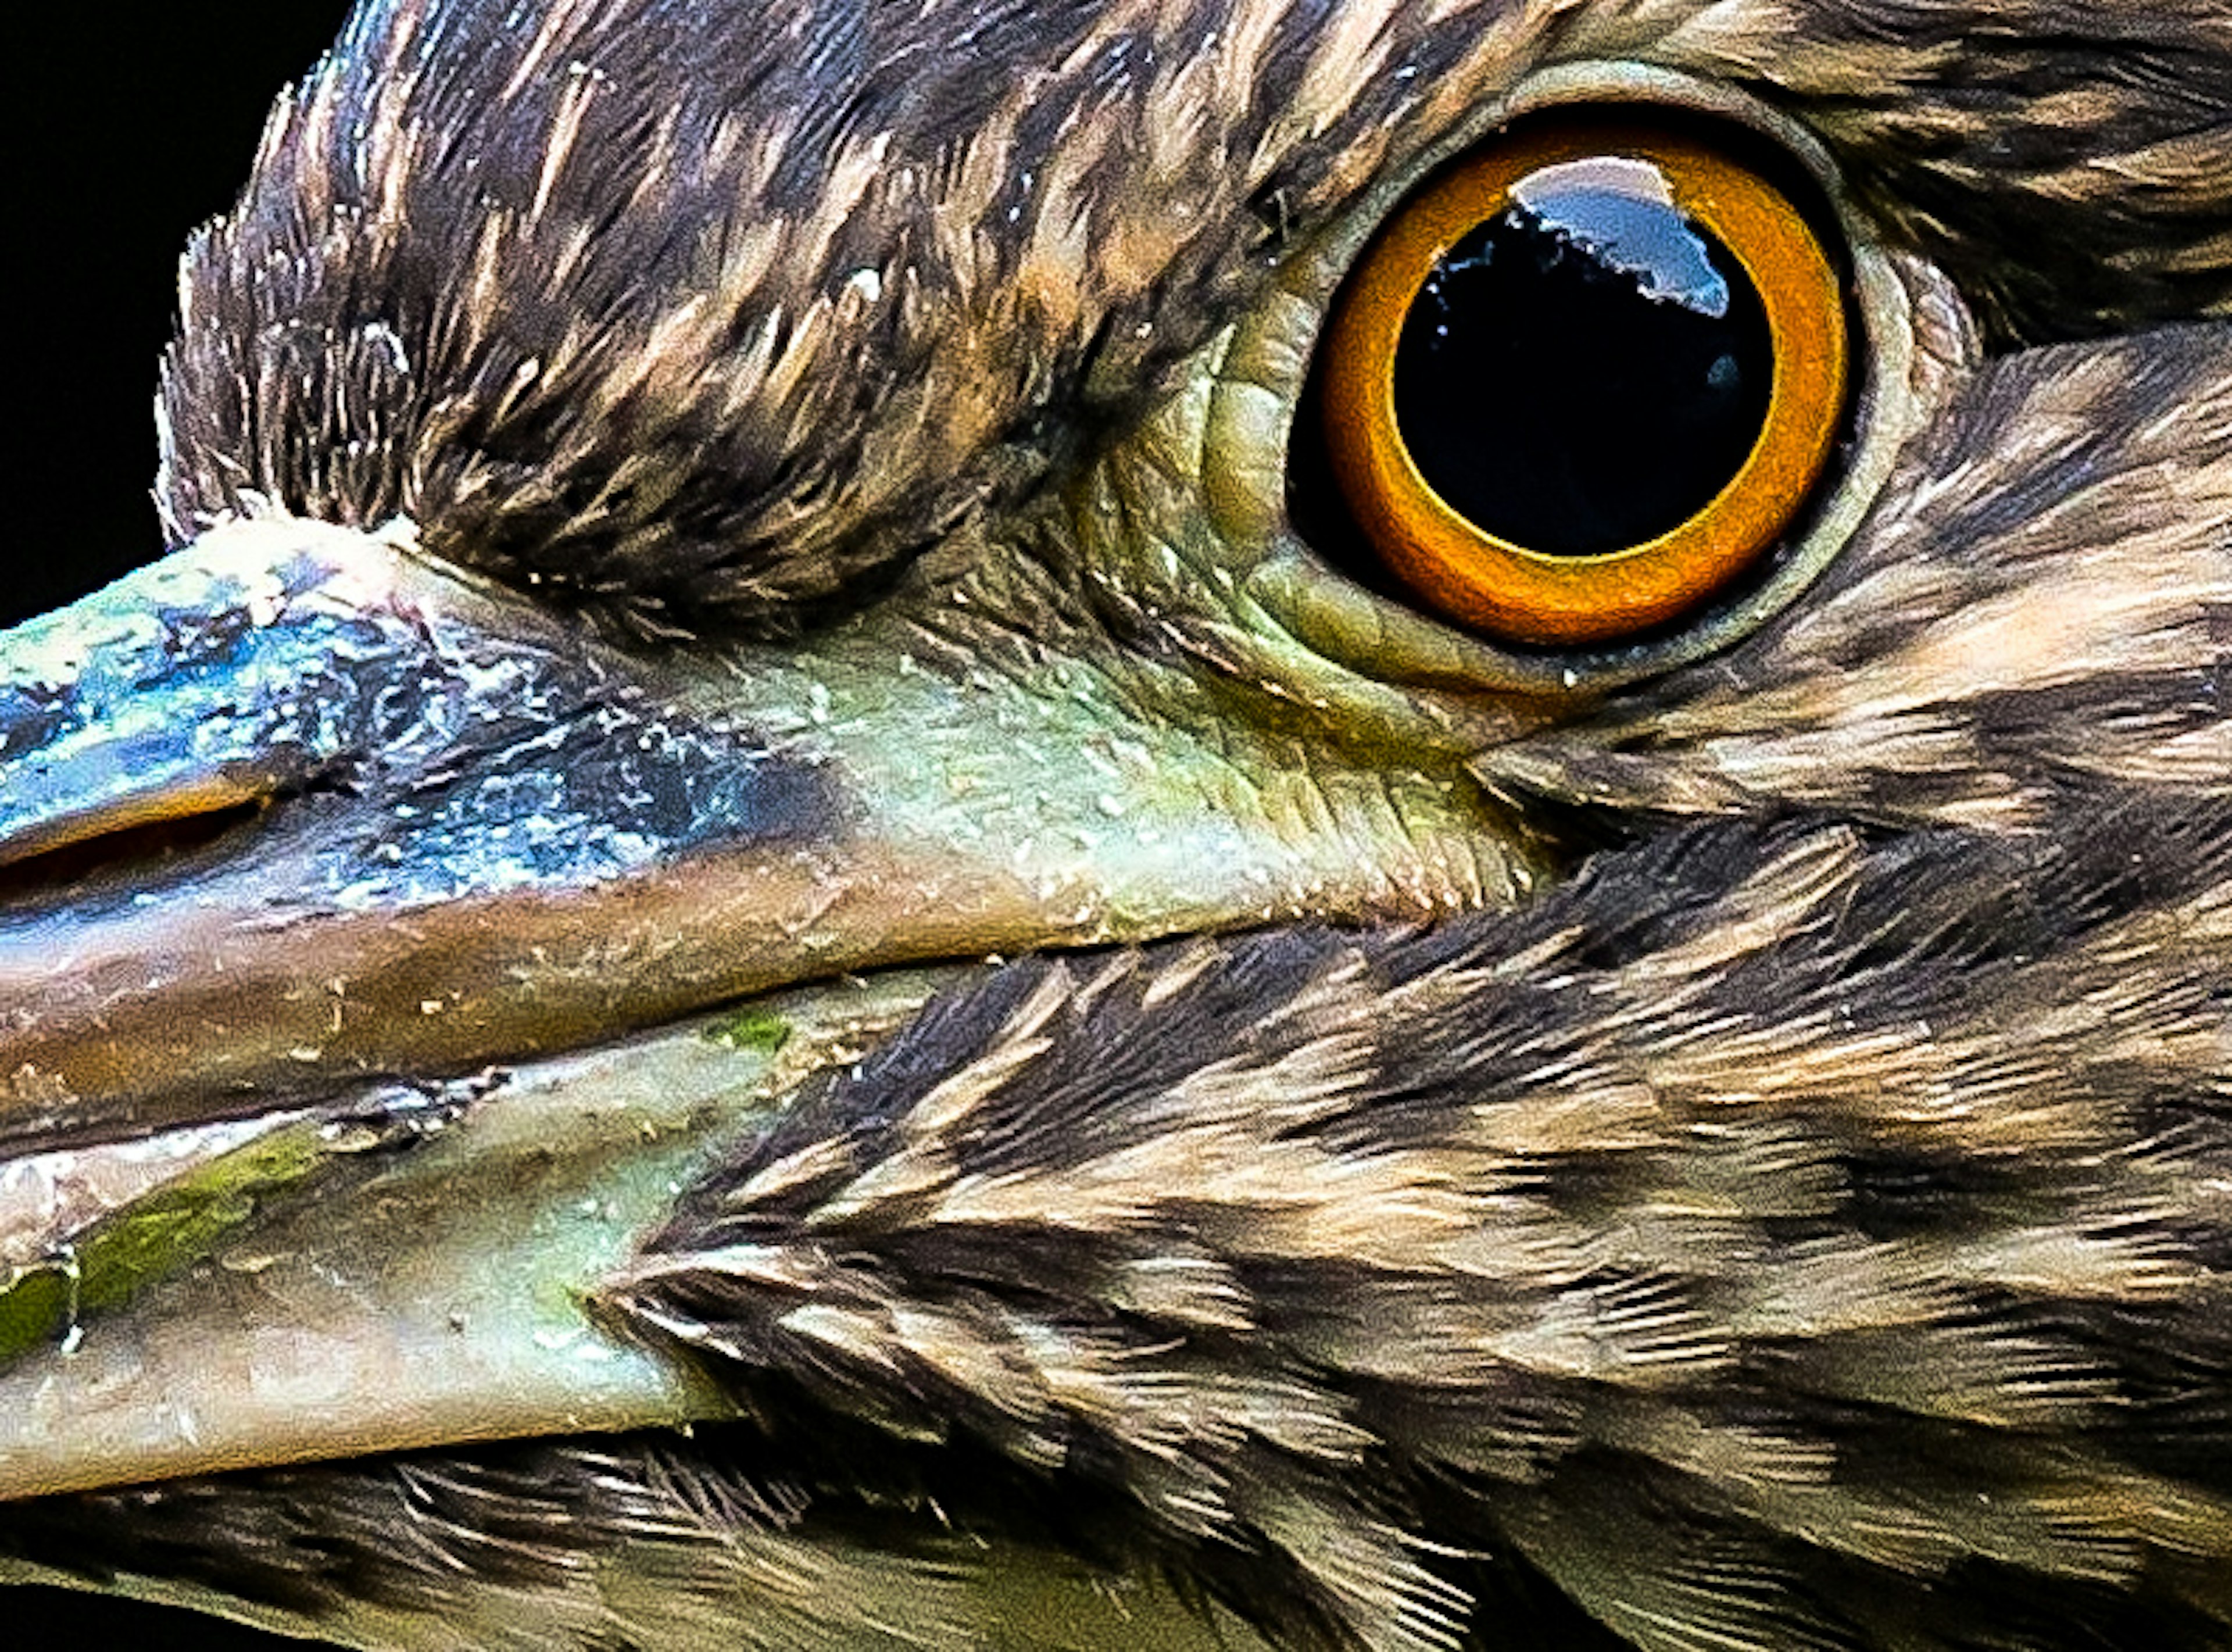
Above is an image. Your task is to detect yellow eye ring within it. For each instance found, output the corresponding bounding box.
[1320,118,1849,647]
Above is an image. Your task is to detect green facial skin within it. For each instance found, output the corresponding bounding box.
[0,344,1511,1641]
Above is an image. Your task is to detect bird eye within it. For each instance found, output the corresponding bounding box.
[1315,114,1851,648]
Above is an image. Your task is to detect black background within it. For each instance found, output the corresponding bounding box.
[6,3,355,631]
[10,9,357,1645]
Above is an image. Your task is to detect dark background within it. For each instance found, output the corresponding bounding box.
[6,3,355,631]
[10,11,357,1646]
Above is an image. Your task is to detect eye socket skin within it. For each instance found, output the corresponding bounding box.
[1319,117,1850,648]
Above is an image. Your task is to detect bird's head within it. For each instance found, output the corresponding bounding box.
[2,2,2227,1647]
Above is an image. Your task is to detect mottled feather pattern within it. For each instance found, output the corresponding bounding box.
[3,0,2226,1647]
[158,0,2229,632]
[1736,2,2232,338]
[607,805,2231,1651]
[4,1435,997,1652]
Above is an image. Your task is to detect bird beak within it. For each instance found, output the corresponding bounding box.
[0,514,1530,1499]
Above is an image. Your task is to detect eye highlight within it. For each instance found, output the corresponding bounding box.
[1318,116,1850,648]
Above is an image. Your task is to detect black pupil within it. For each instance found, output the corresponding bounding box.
[1392,157,1775,557]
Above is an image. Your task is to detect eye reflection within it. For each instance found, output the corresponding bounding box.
[1394,153,1775,557]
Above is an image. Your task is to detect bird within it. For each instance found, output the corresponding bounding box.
[0,0,2226,1647]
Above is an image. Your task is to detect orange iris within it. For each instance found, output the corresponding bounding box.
[1319,117,1848,647]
